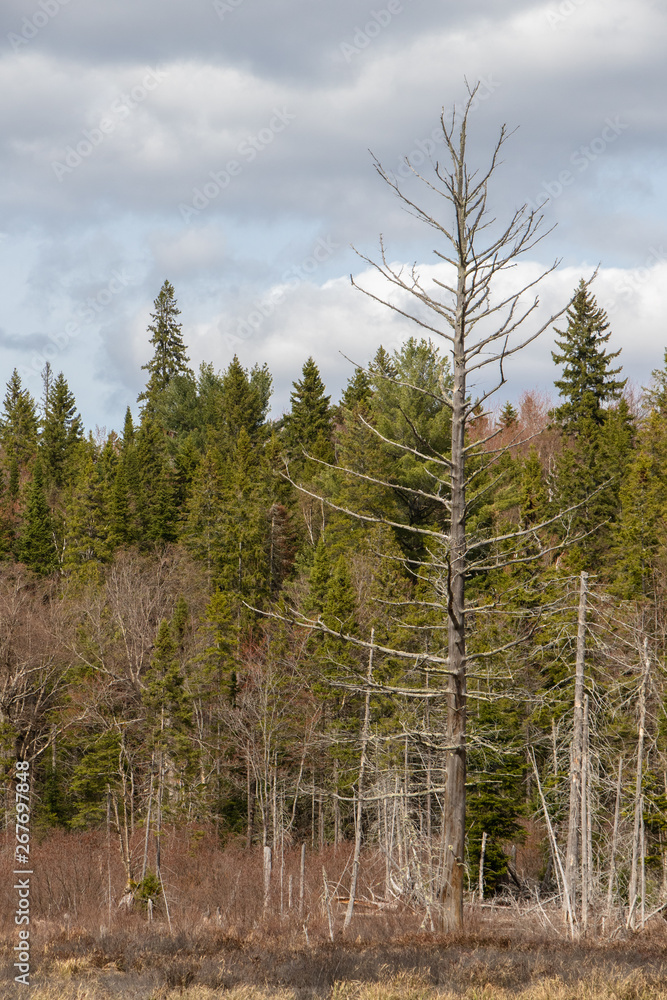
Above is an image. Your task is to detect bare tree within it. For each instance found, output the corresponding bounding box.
[283,85,590,931]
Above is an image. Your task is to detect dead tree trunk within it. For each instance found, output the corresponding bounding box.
[565,570,588,922]
[628,641,649,928]
[344,632,374,930]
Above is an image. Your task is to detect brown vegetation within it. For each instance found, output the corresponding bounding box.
[2,832,667,998]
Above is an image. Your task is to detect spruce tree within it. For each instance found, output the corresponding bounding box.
[341,368,373,412]
[40,371,83,488]
[138,280,192,415]
[19,461,57,574]
[217,356,269,448]
[62,445,110,572]
[135,418,178,544]
[551,281,626,431]
[283,357,333,460]
[0,369,38,471]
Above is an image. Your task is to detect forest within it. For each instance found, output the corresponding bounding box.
[2,105,667,994]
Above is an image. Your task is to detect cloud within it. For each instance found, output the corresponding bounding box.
[0,0,664,429]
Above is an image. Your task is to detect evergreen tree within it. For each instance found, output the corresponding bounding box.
[40,371,83,488]
[283,357,333,461]
[182,449,225,575]
[217,356,270,448]
[0,369,39,471]
[498,401,518,428]
[135,418,178,544]
[138,280,192,415]
[307,536,331,613]
[341,367,373,412]
[143,618,195,810]
[551,281,626,432]
[62,445,110,572]
[122,407,135,450]
[19,461,57,574]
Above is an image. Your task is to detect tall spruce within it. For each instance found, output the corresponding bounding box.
[40,371,83,488]
[283,357,333,461]
[551,281,626,432]
[138,280,192,415]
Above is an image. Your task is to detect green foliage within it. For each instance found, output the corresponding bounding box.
[283,357,333,464]
[40,370,83,489]
[552,281,626,432]
[138,280,193,416]
[19,460,58,574]
[0,369,38,471]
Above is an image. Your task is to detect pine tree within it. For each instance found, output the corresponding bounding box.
[135,418,178,544]
[307,536,331,613]
[62,445,111,572]
[182,449,225,575]
[341,368,373,412]
[40,371,83,488]
[283,357,333,461]
[19,461,57,574]
[138,281,192,415]
[122,407,135,450]
[0,369,39,471]
[143,618,195,811]
[217,356,270,449]
[551,281,626,432]
[498,401,518,428]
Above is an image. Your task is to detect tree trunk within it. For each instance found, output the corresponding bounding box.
[344,633,374,930]
[628,641,649,928]
[565,570,588,922]
[440,268,468,933]
[580,693,590,934]
[606,757,623,910]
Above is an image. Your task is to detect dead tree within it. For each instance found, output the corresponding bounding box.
[281,85,591,932]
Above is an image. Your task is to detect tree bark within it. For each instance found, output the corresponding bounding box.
[344,632,374,930]
[565,570,588,922]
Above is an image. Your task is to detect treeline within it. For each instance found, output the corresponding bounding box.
[1,278,667,918]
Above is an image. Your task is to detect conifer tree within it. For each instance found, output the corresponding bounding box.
[135,418,178,544]
[0,369,38,471]
[40,371,83,488]
[122,407,135,450]
[552,281,626,432]
[182,449,225,575]
[341,368,373,412]
[283,357,333,461]
[143,618,195,811]
[308,536,331,613]
[217,356,270,448]
[19,461,57,574]
[215,428,271,600]
[62,445,111,572]
[138,280,192,415]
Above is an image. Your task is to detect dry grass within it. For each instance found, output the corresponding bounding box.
[18,969,667,1000]
[3,831,667,998]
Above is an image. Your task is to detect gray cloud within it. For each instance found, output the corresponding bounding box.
[0,0,665,430]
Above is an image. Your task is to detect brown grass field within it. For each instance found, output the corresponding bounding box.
[2,830,667,998]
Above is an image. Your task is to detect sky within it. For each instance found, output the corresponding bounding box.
[0,0,666,432]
